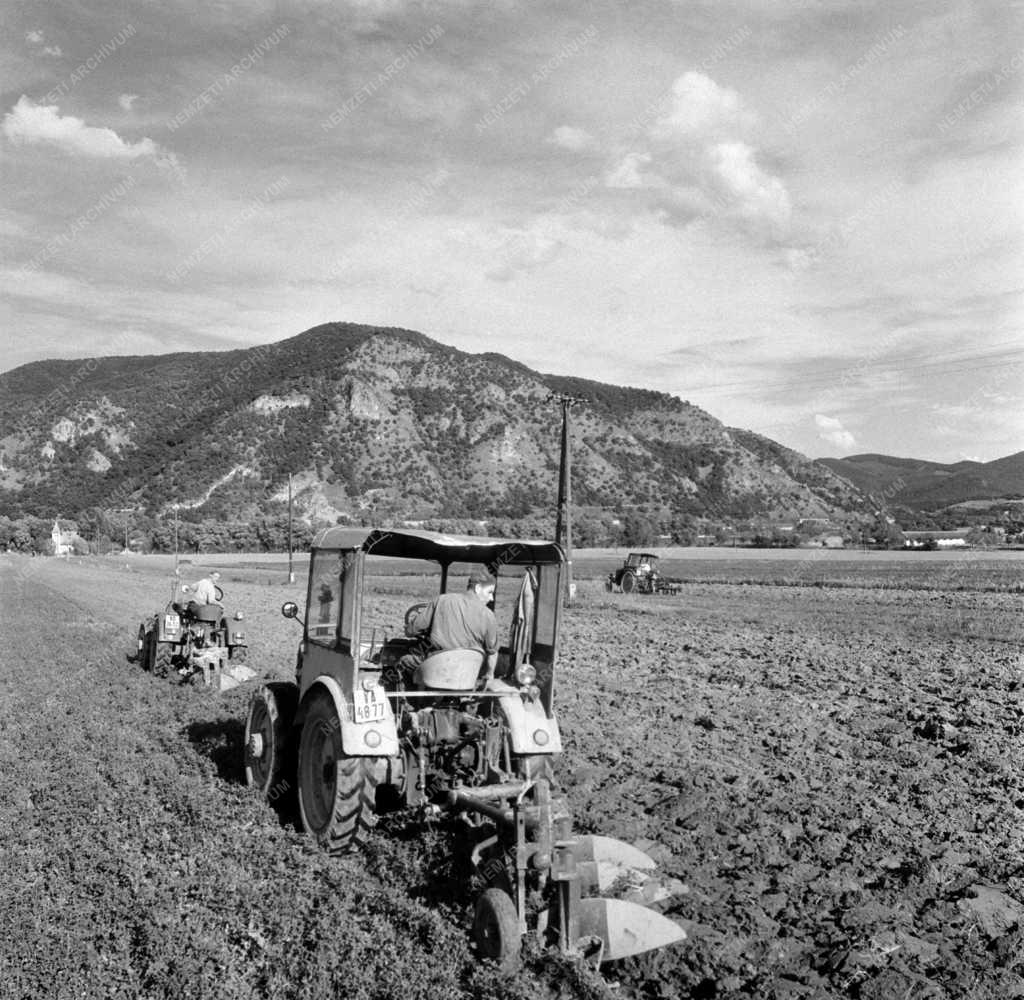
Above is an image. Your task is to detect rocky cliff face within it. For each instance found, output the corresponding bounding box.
[0,322,866,522]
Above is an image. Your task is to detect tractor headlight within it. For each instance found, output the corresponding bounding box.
[532,729,550,747]
[232,632,245,642]
[515,663,537,687]
[234,611,244,621]
[364,729,382,749]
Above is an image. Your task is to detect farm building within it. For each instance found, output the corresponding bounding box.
[51,519,77,556]
[902,528,972,549]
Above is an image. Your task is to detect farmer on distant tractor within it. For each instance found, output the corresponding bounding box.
[190,570,224,609]
[393,567,499,688]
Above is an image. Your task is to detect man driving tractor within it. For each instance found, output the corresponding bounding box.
[393,566,499,688]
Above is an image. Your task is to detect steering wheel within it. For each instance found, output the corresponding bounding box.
[214,584,224,602]
[404,602,430,637]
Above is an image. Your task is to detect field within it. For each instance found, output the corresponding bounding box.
[2,549,1023,999]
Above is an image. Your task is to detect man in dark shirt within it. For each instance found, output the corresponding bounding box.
[399,566,498,684]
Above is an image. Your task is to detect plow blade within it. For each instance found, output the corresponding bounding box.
[575,835,686,904]
[577,897,686,962]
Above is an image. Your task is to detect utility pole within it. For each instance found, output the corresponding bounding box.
[287,473,295,584]
[553,394,584,605]
[173,503,179,575]
[111,508,133,554]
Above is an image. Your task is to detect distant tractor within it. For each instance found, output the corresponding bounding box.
[606,552,683,595]
[135,579,248,685]
[244,528,685,969]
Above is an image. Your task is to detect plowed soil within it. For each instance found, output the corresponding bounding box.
[2,552,1022,1000]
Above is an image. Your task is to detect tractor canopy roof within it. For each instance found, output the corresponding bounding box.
[312,527,564,567]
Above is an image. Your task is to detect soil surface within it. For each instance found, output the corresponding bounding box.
[2,553,1022,999]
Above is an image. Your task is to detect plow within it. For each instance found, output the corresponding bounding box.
[244,528,685,968]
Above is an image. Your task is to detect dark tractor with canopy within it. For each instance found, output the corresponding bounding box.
[244,527,684,969]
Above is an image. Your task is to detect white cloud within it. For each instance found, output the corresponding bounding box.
[118,94,139,111]
[710,141,791,230]
[25,29,61,56]
[549,125,594,151]
[2,96,171,164]
[605,151,652,189]
[815,413,856,450]
[607,71,791,238]
[652,71,752,139]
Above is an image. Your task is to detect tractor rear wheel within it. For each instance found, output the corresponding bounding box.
[245,683,298,797]
[298,691,378,854]
[620,570,637,594]
[473,888,520,971]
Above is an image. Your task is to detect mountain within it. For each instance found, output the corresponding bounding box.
[818,452,1024,510]
[0,322,868,525]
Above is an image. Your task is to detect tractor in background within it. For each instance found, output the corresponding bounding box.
[135,577,249,687]
[606,552,683,595]
[244,527,685,969]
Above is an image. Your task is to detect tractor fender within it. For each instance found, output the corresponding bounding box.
[495,691,562,755]
[298,675,399,758]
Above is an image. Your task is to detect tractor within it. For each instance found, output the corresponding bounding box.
[244,528,685,969]
[606,553,684,595]
[136,577,249,686]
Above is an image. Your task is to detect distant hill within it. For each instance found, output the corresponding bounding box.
[0,321,869,525]
[818,452,1024,510]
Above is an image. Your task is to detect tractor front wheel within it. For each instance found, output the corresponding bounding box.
[151,642,174,678]
[620,570,636,594]
[473,888,520,971]
[245,683,298,797]
[297,691,378,854]
[134,623,149,666]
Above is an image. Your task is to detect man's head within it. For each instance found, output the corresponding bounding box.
[467,566,496,603]
[210,571,220,582]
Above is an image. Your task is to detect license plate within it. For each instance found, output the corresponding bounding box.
[353,685,386,723]
[164,613,180,634]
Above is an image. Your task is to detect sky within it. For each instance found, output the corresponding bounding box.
[1,0,1021,463]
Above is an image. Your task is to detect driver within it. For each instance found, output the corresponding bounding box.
[397,567,499,686]
[191,570,224,609]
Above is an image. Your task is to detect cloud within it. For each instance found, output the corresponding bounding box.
[118,94,139,111]
[815,413,856,450]
[25,29,61,57]
[606,71,791,238]
[549,125,594,151]
[605,151,651,189]
[652,71,752,139]
[710,141,791,229]
[2,96,172,165]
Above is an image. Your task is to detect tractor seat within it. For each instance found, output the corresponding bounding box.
[413,649,485,690]
[186,601,222,623]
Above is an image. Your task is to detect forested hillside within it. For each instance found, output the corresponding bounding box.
[0,322,870,549]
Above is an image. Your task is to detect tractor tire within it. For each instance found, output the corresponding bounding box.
[152,643,174,679]
[298,690,379,854]
[620,570,637,594]
[245,683,299,797]
[133,623,149,666]
[473,888,520,971]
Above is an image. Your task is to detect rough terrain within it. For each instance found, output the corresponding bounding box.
[1,551,1021,999]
